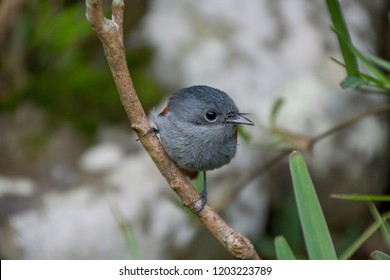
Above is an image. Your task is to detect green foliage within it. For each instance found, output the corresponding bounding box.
[269,98,284,127]
[325,0,390,94]
[269,197,304,257]
[340,75,368,89]
[330,194,390,202]
[337,204,390,260]
[276,152,390,260]
[287,151,338,260]
[0,0,163,137]
[325,0,359,76]
[371,251,390,260]
[368,203,390,250]
[272,0,390,260]
[274,236,296,260]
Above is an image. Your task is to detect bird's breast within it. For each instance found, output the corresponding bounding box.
[158,119,238,171]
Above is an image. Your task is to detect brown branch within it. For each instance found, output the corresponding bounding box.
[85,0,260,260]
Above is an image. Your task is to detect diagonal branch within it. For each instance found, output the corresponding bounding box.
[85,0,260,260]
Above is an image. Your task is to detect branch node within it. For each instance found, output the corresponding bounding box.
[103,17,119,32]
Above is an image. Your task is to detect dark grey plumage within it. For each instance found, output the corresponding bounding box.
[151,85,253,171]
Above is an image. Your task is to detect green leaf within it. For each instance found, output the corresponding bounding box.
[364,52,390,72]
[330,57,346,68]
[325,0,359,76]
[339,219,381,260]
[348,47,390,86]
[332,27,390,87]
[326,0,390,93]
[340,75,368,89]
[275,236,297,260]
[331,193,390,201]
[371,250,390,260]
[110,204,142,259]
[332,56,390,93]
[289,151,337,260]
[368,203,390,249]
[339,210,390,260]
[269,98,285,126]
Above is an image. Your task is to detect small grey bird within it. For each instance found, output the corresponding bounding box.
[151,85,253,212]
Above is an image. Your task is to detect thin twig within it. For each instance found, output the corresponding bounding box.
[218,149,291,210]
[312,103,390,143]
[218,103,390,209]
[85,0,260,260]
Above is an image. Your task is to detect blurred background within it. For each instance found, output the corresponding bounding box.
[0,0,389,259]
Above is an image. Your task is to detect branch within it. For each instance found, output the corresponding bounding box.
[218,103,390,210]
[85,0,260,260]
[312,103,390,143]
[0,0,24,45]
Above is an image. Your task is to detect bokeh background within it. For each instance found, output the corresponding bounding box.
[0,0,389,259]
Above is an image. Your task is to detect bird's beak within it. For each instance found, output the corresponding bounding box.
[225,113,254,126]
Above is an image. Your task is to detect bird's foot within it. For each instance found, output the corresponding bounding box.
[193,188,207,213]
[144,127,159,137]
[136,127,159,141]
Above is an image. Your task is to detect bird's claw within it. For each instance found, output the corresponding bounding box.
[193,188,207,213]
[144,127,159,137]
[193,197,206,213]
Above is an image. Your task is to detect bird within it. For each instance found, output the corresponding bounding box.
[150,85,253,212]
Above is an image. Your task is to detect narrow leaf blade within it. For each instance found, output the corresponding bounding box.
[289,151,337,259]
[340,75,368,89]
[269,98,285,126]
[275,236,297,260]
[332,27,390,85]
[371,250,390,260]
[364,52,390,72]
[325,0,359,76]
[330,193,390,201]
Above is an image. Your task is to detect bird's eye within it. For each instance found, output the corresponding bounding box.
[204,111,218,122]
